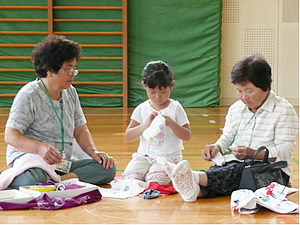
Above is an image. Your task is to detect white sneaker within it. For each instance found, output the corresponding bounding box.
[171,160,200,202]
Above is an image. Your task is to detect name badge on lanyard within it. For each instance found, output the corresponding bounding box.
[40,79,72,174]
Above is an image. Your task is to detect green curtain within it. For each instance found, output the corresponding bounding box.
[128,0,222,107]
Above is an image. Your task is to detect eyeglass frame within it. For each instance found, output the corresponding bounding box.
[59,65,79,76]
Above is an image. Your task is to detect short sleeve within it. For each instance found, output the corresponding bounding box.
[6,91,35,134]
[176,103,190,126]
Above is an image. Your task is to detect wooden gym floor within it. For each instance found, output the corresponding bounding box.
[0,107,298,224]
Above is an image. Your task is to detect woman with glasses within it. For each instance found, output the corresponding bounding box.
[158,54,298,202]
[3,35,116,189]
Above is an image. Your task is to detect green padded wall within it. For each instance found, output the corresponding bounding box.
[0,0,222,107]
[0,0,124,107]
[128,0,222,107]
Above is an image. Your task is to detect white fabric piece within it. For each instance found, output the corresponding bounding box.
[231,189,259,214]
[99,179,149,199]
[231,182,299,214]
[211,151,225,166]
[143,114,166,140]
[255,182,299,214]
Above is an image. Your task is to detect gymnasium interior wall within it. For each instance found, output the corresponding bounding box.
[220,0,299,106]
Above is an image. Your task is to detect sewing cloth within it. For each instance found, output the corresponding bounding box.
[231,182,299,214]
[99,178,149,199]
[143,182,177,195]
[140,189,161,199]
[0,189,101,210]
[143,114,166,140]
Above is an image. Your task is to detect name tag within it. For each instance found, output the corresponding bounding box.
[55,159,72,174]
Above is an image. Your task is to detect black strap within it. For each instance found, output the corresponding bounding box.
[252,146,269,163]
[258,161,288,173]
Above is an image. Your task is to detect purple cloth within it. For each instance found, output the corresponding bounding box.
[0,189,101,210]
[64,184,84,190]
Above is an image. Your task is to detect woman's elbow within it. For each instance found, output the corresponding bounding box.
[4,127,15,144]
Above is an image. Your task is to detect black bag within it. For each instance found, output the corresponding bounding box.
[239,146,288,191]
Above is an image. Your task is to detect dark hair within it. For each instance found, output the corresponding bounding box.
[231,54,272,91]
[32,35,81,77]
[142,60,175,89]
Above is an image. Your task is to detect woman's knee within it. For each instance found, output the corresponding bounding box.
[103,163,117,183]
[83,161,117,185]
[9,168,50,189]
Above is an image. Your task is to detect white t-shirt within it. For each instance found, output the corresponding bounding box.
[131,99,190,159]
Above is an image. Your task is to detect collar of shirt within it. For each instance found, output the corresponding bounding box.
[257,90,275,113]
[242,90,275,115]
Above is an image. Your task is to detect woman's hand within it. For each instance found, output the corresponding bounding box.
[92,151,115,169]
[37,143,62,165]
[231,146,252,160]
[202,144,221,161]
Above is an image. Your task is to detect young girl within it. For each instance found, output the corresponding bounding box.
[122,60,192,185]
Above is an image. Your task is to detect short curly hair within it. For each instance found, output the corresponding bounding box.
[32,35,81,77]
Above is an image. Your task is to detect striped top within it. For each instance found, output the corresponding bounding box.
[216,91,299,182]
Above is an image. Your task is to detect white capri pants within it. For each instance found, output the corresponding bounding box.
[122,152,181,185]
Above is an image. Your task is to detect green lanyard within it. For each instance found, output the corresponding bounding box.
[224,106,256,155]
[40,79,65,152]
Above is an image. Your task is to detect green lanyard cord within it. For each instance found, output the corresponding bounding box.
[40,79,65,152]
[224,105,256,155]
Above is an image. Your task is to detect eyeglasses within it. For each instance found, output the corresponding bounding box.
[60,66,79,76]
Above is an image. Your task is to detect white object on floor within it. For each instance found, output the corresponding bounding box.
[231,189,259,214]
[99,179,149,199]
[0,189,33,203]
[231,182,299,214]
[255,182,299,214]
